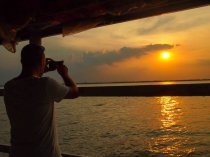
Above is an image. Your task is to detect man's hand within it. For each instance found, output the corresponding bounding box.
[57,64,78,98]
[57,64,68,77]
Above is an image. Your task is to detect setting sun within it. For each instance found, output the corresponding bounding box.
[161,51,171,59]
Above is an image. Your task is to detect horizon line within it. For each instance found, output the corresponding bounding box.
[77,78,210,84]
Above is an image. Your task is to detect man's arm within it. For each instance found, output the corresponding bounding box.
[57,64,79,99]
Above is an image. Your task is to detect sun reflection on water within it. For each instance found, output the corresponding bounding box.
[159,81,176,85]
[149,96,195,156]
[160,96,180,129]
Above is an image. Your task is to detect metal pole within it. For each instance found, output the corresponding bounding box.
[29,33,42,45]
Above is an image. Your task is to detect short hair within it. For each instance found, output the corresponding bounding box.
[21,44,45,68]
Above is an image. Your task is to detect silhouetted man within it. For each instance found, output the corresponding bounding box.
[4,44,78,157]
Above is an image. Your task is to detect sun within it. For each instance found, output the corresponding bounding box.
[161,51,171,59]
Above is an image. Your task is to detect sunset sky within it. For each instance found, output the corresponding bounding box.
[1,6,210,84]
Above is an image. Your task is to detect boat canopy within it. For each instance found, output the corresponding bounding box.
[0,0,210,52]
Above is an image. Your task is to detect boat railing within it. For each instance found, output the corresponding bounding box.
[1,83,210,97]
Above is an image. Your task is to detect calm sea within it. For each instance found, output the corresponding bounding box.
[0,81,210,157]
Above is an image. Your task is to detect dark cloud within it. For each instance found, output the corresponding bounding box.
[48,43,174,82]
[196,59,210,66]
[0,42,174,84]
[47,44,174,82]
[65,44,174,82]
[81,44,174,66]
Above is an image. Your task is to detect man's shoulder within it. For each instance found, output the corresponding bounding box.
[42,77,58,84]
[4,77,53,88]
[41,77,66,91]
[40,76,50,82]
[4,78,16,89]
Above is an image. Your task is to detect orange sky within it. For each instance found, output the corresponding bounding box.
[1,6,210,83]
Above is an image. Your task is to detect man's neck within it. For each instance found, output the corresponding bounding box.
[18,69,41,78]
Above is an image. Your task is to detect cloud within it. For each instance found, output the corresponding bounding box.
[48,43,174,82]
[0,41,174,84]
[44,43,174,67]
[138,14,210,35]
[196,59,210,66]
[138,16,176,35]
[80,44,174,66]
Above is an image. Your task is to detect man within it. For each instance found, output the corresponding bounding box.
[4,44,78,157]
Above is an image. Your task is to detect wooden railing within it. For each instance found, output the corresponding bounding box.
[1,83,210,97]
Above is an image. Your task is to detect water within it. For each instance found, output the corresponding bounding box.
[1,96,210,157]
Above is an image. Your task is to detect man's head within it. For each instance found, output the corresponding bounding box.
[21,44,46,75]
